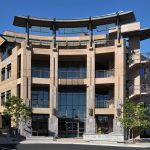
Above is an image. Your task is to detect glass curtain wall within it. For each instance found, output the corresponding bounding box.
[59,62,86,79]
[31,87,49,108]
[58,86,86,137]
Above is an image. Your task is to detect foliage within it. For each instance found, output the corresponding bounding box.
[119,99,150,139]
[3,96,31,128]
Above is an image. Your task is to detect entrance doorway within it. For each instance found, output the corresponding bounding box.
[58,118,84,137]
[58,86,86,137]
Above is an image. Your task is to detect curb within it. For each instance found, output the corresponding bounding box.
[20,141,150,148]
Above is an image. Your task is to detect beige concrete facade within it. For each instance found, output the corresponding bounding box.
[0,11,150,141]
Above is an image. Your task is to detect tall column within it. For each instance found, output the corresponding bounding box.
[89,17,93,49]
[49,29,58,136]
[85,42,96,135]
[20,41,32,137]
[113,39,126,135]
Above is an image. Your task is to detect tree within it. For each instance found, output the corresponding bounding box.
[119,99,150,140]
[3,96,31,138]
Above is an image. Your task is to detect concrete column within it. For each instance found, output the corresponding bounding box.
[85,43,96,135]
[128,37,141,94]
[49,46,58,137]
[11,46,18,96]
[20,41,31,106]
[19,41,32,137]
[114,39,126,134]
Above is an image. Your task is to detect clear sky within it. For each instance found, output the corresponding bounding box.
[0,0,149,52]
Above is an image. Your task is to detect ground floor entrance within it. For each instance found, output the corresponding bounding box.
[58,118,84,137]
[58,86,86,137]
[32,114,49,136]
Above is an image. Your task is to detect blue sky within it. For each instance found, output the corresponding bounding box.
[0,0,149,52]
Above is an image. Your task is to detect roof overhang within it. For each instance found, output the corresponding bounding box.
[13,11,135,29]
[122,28,150,40]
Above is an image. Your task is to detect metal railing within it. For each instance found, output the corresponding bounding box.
[95,69,114,78]
[57,41,87,49]
[129,84,150,96]
[32,70,50,78]
[59,70,86,79]
[94,39,114,48]
[129,53,150,65]
[95,99,114,108]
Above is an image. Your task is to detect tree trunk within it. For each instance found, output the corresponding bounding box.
[128,128,131,140]
[132,129,134,142]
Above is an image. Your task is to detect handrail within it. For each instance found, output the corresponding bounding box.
[95,69,114,78]
[59,70,86,79]
[32,69,50,78]
[129,84,150,96]
[95,99,114,108]
[129,53,150,64]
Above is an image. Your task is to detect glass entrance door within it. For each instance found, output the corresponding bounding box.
[66,121,78,137]
[58,118,84,137]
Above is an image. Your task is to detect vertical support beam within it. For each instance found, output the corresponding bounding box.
[89,17,93,49]
[84,42,96,135]
[19,41,32,137]
[49,43,58,137]
[52,18,56,49]
[26,16,30,46]
[114,39,126,135]
[116,12,121,44]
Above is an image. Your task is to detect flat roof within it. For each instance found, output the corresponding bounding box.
[13,11,135,29]
[122,28,150,40]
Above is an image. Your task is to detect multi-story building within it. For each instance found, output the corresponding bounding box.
[0,11,150,142]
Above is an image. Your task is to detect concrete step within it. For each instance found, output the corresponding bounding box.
[26,136,54,141]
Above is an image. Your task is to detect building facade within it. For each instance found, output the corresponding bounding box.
[0,11,150,141]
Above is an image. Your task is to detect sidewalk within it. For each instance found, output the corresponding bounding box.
[1,134,150,148]
[20,138,150,148]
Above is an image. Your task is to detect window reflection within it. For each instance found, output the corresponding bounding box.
[31,87,49,108]
[58,86,86,120]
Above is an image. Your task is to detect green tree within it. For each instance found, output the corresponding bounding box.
[119,99,150,140]
[3,96,31,138]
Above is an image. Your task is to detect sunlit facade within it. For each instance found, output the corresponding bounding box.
[0,11,150,142]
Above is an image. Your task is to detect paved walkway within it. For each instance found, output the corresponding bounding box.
[1,134,150,148]
[20,138,150,148]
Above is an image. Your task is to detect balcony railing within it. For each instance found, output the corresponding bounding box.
[57,41,87,49]
[32,70,50,78]
[129,53,150,65]
[95,99,114,108]
[95,69,114,78]
[94,39,114,48]
[59,70,86,79]
[129,84,150,96]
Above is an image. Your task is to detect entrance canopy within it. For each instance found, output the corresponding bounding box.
[13,11,135,29]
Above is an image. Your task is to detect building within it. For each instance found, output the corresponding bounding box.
[0,11,150,142]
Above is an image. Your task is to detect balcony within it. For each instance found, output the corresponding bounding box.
[129,53,150,68]
[94,39,114,48]
[129,84,150,98]
[32,70,50,78]
[95,69,114,78]
[95,96,114,108]
[59,70,86,79]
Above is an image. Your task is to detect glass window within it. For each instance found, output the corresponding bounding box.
[31,87,49,108]
[1,45,7,61]
[32,114,49,136]
[59,62,86,79]
[58,87,86,119]
[1,68,5,81]
[1,92,5,106]
[32,64,50,78]
[6,90,11,101]
[7,64,11,79]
